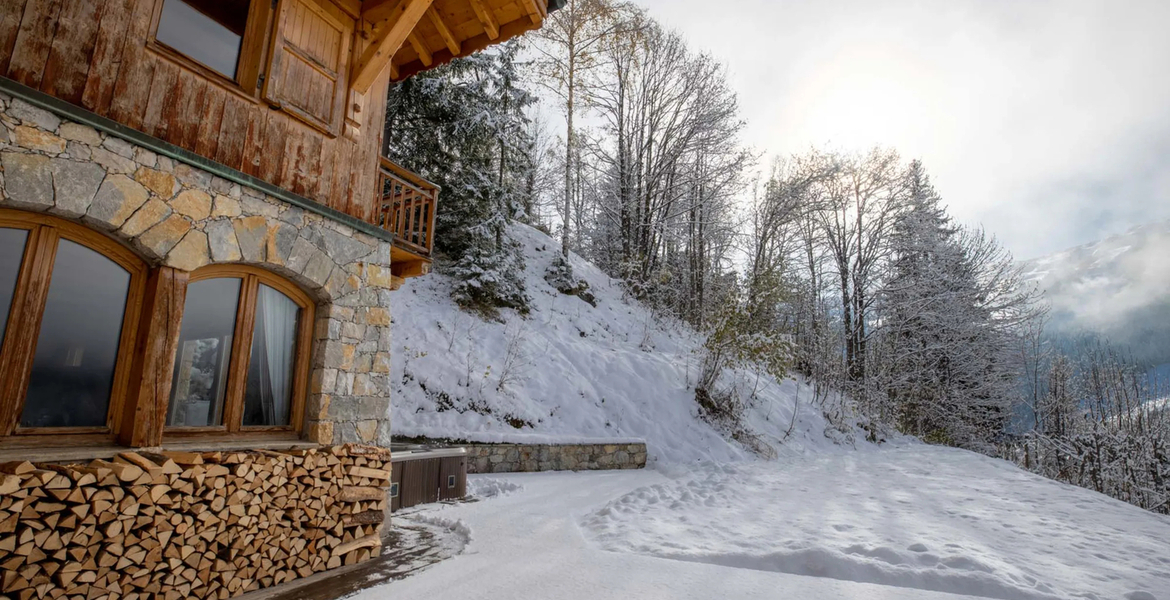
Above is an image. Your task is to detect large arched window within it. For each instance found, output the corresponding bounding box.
[166,265,313,435]
[0,210,146,440]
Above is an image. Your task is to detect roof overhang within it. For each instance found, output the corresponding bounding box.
[352,0,552,92]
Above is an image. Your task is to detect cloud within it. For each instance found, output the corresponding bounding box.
[634,0,1170,259]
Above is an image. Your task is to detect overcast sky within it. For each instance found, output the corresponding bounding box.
[629,0,1170,260]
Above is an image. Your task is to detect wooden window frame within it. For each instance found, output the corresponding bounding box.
[146,0,276,101]
[164,264,315,441]
[0,210,147,449]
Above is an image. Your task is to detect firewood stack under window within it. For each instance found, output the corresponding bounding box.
[0,444,391,600]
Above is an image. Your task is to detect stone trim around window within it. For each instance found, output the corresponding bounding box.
[0,90,394,447]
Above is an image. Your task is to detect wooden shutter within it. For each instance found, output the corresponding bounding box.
[263,0,354,136]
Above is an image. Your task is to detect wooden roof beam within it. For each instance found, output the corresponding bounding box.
[352,0,435,93]
[407,31,433,67]
[520,0,543,25]
[468,0,500,40]
[427,8,461,56]
[361,0,401,22]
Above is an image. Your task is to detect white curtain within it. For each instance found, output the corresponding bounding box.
[258,285,298,425]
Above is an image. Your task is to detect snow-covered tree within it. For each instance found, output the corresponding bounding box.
[879,162,1044,447]
[383,42,534,316]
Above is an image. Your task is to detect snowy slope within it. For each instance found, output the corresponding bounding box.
[1019,219,1170,366]
[390,223,838,463]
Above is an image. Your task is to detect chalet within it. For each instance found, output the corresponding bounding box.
[0,0,558,597]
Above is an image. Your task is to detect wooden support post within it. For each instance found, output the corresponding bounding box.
[118,267,188,447]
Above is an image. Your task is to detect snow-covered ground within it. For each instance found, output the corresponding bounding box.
[391,222,837,463]
[357,444,1169,600]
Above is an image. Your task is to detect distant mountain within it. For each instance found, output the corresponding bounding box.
[1020,219,1170,368]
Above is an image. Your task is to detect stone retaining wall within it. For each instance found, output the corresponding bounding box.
[464,442,647,474]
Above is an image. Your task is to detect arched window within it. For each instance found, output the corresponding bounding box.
[0,210,146,440]
[166,265,313,435]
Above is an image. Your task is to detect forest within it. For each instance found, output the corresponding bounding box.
[381,0,1169,513]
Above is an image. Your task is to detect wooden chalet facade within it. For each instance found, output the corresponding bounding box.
[0,0,556,597]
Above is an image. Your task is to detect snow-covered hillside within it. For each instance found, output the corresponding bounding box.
[1020,219,1170,365]
[390,223,838,463]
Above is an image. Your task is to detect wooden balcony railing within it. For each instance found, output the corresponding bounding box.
[375,157,439,261]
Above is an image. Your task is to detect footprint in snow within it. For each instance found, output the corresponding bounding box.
[907,543,929,552]
[1124,592,1157,600]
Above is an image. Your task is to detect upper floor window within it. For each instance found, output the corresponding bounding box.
[0,210,146,438]
[155,0,250,80]
[148,0,355,136]
[166,266,313,435]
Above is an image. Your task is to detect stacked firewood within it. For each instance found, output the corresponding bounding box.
[0,444,391,600]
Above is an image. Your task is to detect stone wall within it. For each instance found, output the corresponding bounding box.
[464,442,648,474]
[0,91,394,446]
[0,445,391,600]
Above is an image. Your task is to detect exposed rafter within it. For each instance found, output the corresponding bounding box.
[407,31,433,67]
[360,0,400,22]
[352,0,435,93]
[426,8,461,56]
[520,0,543,25]
[467,0,500,40]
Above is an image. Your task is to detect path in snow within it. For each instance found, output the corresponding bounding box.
[349,446,1170,600]
[581,445,1170,600]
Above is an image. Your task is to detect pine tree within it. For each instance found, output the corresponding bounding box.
[882,161,1035,447]
[882,162,950,431]
[383,42,535,316]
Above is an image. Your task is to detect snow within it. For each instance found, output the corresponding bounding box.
[356,444,1170,600]
[582,444,1170,600]
[391,222,837,463]
[372,219,1170,600]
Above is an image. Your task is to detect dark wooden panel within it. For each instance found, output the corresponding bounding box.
[39,0,104,103]
[194,84,227,158]
[81,0,136,112]
[258,111,290,184]
[439,456,466,500]
[214,94,251,170]
[141,57,178,139]
[106,0,156,129]
[399,457,444,509]
[6,0,63,88]
[0,0,26,75]
[390,461,402,512]
[170,69,207,149]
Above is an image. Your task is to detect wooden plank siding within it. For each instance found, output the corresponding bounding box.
[0,0,389,222]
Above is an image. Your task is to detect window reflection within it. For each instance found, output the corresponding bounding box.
[156,0,247,79]
[0,228,28,348]
[22,239,130,428]
[243,285,301,427]
[168,278,241,427]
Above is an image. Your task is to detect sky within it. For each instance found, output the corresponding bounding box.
[629,0,1170,260]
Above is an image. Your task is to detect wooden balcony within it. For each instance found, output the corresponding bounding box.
[376,157,439,280]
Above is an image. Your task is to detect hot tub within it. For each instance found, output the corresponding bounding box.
[388,443,468,512]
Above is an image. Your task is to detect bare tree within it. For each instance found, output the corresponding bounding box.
[532,0,628,256]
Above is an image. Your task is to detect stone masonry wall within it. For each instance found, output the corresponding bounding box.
[0,91,393,446]
[464,442,648,474]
